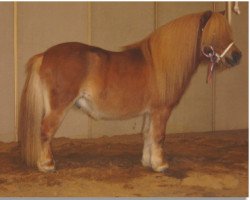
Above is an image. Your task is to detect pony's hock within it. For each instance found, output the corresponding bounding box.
[18,10,241,173]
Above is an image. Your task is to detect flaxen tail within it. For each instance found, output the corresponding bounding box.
[18,54,44,167]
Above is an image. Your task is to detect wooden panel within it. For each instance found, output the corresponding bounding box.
[157,2,214,133]
[0,3,15,142]
[91,2,154,137]
[18,2,90,139]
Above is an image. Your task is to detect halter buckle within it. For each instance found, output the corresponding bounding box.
[202,45,219,64]
[202,42,235,84]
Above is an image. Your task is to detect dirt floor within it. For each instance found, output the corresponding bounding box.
[0,129,248,197]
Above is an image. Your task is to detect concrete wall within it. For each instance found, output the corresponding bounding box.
[0,2,248,142]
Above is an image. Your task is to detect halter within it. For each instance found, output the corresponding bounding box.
[202,42,234,83]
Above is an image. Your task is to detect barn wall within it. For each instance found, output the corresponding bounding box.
[214,2,248,131]
[0,2,248,142]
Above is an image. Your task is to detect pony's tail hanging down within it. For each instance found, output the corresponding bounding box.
[18,54,44,167]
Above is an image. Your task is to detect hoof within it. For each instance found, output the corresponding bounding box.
[141,159,151,168]
[152,162,169,172]
[37,160,56,173]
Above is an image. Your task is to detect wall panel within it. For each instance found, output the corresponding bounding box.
[91,2,154,50]
[0,3,15,142]
[214,2,248,130]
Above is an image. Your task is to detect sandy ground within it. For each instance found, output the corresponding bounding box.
[0,129,248,197]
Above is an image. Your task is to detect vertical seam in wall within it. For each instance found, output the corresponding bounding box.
[87,2,92,45]
[154,2,158,30]
[14,2,18,141]
[226,2,232,25]
[213,2,216,12]
[212,2,216,132]
[87,2,92,138]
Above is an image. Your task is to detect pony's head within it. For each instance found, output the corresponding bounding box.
[201,11,242,68]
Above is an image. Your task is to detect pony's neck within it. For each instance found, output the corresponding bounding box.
[124,12,210,107]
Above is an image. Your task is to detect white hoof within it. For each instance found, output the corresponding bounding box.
[152,162,169,172]
[37,160,56,173]
[141,158,151,168]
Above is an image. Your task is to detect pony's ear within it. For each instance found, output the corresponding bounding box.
[219,10,226,15]
[200,10,213,29]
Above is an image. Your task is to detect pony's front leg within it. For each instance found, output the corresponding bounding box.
[142,108,170,172]
[37,110,64,172]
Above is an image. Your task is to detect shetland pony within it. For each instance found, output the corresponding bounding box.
[18,11,241,172]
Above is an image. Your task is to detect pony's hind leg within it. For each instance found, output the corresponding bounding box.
[37,80,79,172]
[37,109,66,172]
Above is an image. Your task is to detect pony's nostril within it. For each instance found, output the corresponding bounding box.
[232,51,242,63]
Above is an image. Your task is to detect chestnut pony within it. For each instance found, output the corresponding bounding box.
[18,11,241,172]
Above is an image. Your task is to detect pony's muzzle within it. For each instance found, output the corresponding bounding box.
[225,50,242,67]
[232,51,242,65]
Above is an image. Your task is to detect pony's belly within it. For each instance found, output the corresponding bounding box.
[75,96,108,120]
[75,93,146,120]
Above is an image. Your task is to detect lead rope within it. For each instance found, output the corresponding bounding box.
[202,42,234,83]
